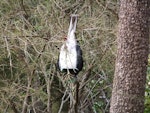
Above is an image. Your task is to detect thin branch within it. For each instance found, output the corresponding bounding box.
[9,99,19,113]
[75,80,80,113]
[4,37,13,76]
[22,75,32,113]
[58,90,70,113]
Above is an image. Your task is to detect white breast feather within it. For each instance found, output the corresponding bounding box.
[59,44,77,71]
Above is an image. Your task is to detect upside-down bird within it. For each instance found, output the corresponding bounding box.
[58,15,83,76]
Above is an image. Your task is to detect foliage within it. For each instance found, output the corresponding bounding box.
[0,0,149,113]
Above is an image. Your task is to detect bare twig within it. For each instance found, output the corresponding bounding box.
[22,75,32,113]
[9,98,19,113]
[58,90,70,113]
[4,36,13,77]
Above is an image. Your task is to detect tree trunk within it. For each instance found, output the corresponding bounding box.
[110,0,149,113]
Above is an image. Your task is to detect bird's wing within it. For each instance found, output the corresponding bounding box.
[76,45,83,71]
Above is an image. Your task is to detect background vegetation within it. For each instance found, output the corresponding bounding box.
[0,0,149,113]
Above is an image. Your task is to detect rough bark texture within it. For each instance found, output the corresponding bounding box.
[110,0,149,113]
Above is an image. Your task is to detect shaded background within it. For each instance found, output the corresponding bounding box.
[0,0,149,113]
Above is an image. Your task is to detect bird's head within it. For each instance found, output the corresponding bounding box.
[63,36,67,41]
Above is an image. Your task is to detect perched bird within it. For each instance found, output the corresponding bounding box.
[58,15,83,76]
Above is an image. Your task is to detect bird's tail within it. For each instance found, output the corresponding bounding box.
[68,14,78,36]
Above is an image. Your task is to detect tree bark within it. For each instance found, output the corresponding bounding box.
[110,0,149,113]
